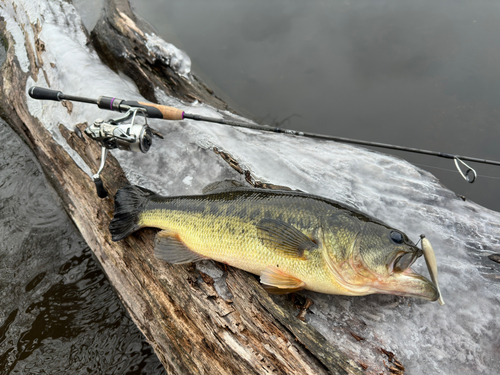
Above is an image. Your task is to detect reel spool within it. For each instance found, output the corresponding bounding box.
[85,108,153,153]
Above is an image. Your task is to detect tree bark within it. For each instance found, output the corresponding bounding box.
[0,0,400,373]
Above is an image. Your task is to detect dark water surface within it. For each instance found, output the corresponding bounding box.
[0,121,165,374]
[131,0,500,212]
[2,1,499,374]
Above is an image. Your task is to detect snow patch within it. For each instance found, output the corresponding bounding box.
[182,175,193,186]
[145,33,191,77]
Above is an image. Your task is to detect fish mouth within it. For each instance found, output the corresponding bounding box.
[381,268,439,301]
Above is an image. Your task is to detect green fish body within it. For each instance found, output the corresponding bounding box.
[110,184,438,300]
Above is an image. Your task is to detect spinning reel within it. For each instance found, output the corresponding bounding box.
[84,108,153,198]
[28,87,181,198]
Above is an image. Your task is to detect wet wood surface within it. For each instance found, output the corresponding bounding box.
[0,0,397,373]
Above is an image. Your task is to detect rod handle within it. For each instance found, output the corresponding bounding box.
[28,86,63,101]
[123,100,184,120]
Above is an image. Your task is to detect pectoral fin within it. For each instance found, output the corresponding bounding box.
[260,266,305,294]
[154,230,205,264]
[256,218,318,259]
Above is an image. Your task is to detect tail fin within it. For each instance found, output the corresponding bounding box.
[109,185,152,241]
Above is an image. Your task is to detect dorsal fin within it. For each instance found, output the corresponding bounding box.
[256,218,318,259]
[202,179,248,194]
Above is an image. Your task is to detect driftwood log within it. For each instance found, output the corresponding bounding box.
[0,0,405,373]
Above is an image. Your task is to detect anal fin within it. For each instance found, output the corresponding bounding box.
[260,266,305,293]
[154,230,205,264]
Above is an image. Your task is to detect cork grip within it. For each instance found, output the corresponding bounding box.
[138,101,184,120]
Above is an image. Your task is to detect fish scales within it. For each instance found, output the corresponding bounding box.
[137,191,341,293]
[110,185,440,300]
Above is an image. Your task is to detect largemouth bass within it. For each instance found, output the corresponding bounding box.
[110,184,439,301]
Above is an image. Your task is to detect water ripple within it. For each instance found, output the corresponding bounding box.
[0,121,165,374]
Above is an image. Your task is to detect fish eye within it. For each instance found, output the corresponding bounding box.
[390,231,404,244]
[393,253,414,272]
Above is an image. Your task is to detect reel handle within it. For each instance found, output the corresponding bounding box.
[93,177,108,198]
[92,147,109,199]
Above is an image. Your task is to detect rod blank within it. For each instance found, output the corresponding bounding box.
[183,113,500,167]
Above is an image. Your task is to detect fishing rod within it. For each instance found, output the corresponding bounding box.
[29,86,498,196]
[183,113,486,183]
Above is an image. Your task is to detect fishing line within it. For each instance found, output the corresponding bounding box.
[415,237,422,247]
[413,162,500,181]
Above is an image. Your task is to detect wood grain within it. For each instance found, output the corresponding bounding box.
[0,0,400,373]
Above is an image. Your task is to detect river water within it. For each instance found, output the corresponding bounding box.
[0,121,165,373]
[131,0,500,213]
[1,0,499,374]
